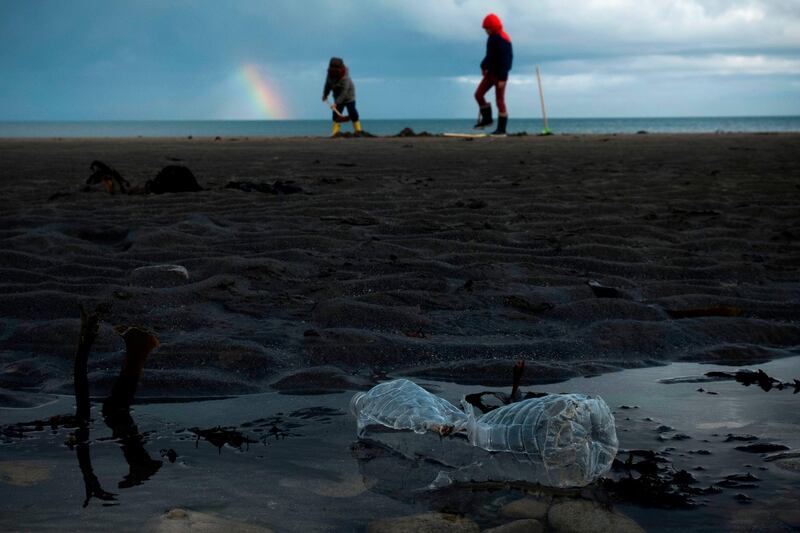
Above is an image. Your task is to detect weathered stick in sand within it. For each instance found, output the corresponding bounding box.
[74,305,100,422]
[103,326,160,413]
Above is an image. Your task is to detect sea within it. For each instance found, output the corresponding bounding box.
[1,116,799,138]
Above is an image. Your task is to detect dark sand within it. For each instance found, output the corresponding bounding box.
[1,134,800,532]
[0,134,799,399]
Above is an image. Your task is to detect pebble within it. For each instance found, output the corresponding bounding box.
[366,512,479,533]
[156,508,273,532]
[500,497,549,520]
[547,499,645,533]
[0,460,52,486]
[130,264,189,287]
[484,519,544,533]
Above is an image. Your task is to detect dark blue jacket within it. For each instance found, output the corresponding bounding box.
[480,34,513,81]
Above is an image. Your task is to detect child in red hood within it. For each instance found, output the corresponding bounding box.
[475,13,513,135]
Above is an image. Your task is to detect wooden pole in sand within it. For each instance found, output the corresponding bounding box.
[536,66,552,135]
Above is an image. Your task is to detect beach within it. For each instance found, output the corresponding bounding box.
[1,133,798,398]
[1,133,800,531]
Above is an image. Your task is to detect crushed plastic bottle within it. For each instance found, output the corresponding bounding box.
[350,378,618,488]
[350,379,468,437]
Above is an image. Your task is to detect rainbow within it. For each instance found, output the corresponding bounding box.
[239,63,289,120]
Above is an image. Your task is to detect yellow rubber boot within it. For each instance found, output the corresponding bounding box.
[354,121,363,135]
[331,122,341,137]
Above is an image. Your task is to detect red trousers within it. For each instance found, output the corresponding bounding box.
[475,73,507,115]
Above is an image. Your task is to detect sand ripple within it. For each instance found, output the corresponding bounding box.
[0,135,798,396]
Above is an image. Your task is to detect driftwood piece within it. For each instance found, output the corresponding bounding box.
[86,160,130,194]
[5,311,160,506]
[103,326,160,414]
[74,306,100,422]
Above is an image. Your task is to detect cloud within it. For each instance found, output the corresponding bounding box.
[1,1,798,119]
[548,53,800,78]
[385,0,800,52]
[451,73,634,92]
[620,54,800,76]
[453,52,800,93]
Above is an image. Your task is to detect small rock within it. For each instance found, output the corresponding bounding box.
[724,472,759,482]
[724,434,758,442]
[588,280,624,298]
[689,449,712,455]
[156,508,273,532]
[366,512,479,533]
[130,264,189,288]
[146,165,203,194]
[548,499,645,533]
[772,458,800,473]
[500,497,549,520]
[484,519,544,533]
[763,450,800,462]
[166,509,188,519]
[735,443,790,453]
[0,461,52,486]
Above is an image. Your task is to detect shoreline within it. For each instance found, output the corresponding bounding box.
[1,131,800,141]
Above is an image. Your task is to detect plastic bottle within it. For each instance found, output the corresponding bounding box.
[350,379,618,487]
[463,393,618,487]
[350,379,468,437]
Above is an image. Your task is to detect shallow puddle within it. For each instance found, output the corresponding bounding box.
[1,357,799,532]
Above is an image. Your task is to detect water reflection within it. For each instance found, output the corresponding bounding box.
[74,425,117,507]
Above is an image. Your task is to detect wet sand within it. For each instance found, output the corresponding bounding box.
[1,357,799,531]
[0,134,799,399]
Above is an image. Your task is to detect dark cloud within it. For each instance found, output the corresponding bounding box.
[0,0,797,119]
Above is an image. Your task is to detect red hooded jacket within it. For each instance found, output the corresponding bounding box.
[483,13,511,43]
[480,14,513,80]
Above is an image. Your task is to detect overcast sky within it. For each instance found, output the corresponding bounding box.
[1,0,798,120]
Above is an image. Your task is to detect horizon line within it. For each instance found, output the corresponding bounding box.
[2,114,800,122]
